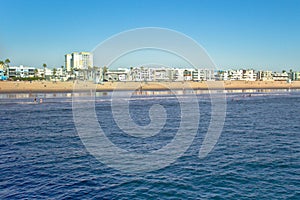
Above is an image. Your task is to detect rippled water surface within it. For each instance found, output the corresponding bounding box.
[0,91,299,199]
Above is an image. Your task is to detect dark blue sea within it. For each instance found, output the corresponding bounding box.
[0,90,299,199]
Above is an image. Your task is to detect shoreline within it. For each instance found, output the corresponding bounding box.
[0,81,300,93]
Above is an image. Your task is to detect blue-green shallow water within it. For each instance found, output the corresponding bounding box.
[0,91,299,199]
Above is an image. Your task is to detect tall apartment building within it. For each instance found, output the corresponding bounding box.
[65,52,93,71]
[65,54,72,72]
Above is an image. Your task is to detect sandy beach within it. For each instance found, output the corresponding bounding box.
[0,81,299,93]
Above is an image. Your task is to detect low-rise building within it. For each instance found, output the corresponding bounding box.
[242,69,256,81]
[216,69,256,81]
[0,69,7,80]
[183,69,193,81]
[37,68,52,79]
[8,65,35,78]
[105,68,130,81]
[192,69,215,81]
[216,70,228,80]
[257,70,273,81]
[290,71,300,81]
[227,70,243,80]
[272,72,289,81]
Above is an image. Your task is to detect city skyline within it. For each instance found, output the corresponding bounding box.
[1,0,300,70]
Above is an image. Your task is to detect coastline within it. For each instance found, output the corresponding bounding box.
[0,80,300,93]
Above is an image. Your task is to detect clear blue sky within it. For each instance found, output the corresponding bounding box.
[1,0,300,71]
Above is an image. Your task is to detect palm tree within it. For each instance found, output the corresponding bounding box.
[34,69,38,78]
[103,66,108,74]
[53,68,57,82]
[93,66,97,70]
[53,68,57,77]
[0,61,4,68]
[60,66,64,78]
[4,58,10,66]
[43,63,47,79]
[103,66,108,81]
[3,59,10,76]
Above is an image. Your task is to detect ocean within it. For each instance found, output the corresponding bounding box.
[0,90,299,199]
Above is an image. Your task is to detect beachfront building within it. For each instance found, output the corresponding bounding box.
[257,70,273,81]
[152,68,169,81]
[272,71,289,81]
[105,68,130,81]
[227,70,243,80]
[0,69,7,80]
[145,68,185,82]
[183,69,194,81]
[241,69,256,81]
[170,68,183,81]
[55,68,65,77]
[192,69,215,81]
[216,69,256,81]
[122,67,216,82]
[93,67,104,83]
[126,67,184,82]
[52,67,69,81]
[65,52,93,71]
[65,54,72,72]
[290,71,300,81]
[37,68,52,79]
[8,65,35,78]
[173,69,185,81]
[129,67,151,81]
[216,70,229,80]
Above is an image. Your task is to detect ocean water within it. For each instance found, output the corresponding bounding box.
[0,90,299,199]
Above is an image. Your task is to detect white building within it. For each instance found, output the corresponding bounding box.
[55,68,65,77]
[257,71,273,81]
[105,68,130,81]
[229,70,243,80]
[175,69,186,81]
[216,69,257,81]
[290,71,300,81]
[65,54,72,72]
[129,67,150,81]
[216,70,229,80]
[65,52,93,71]
[37,68,52,78]
[192,69,215,81]
[242,69,256,81]
[8,65,35,78]
[128,67,195,82]
[183,69,194,81]
[126,67,215,82]
[272,72,289,81]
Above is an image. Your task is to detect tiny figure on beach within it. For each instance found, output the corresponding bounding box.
[34,97,37,103]
[39,98,43,104]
